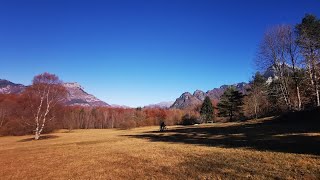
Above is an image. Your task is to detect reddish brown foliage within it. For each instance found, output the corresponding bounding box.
[0,72,193,136]
[0,92,190,135]
[59,107,186,130]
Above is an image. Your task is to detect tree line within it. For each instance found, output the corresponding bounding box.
[246,14,320,118]
[201,14,320,122]
[0,73,190,139]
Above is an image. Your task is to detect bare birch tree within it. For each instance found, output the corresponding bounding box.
[25,72,67,140]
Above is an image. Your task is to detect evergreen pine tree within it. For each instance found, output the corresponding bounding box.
[218,87,244,121]
[200,96,214,123]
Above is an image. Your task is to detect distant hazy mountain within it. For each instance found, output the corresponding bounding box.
[144,101,174,109]
[171,82,250,109]
[0,79,109,107]
[110,104,131,109]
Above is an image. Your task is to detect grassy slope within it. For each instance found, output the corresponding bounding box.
[0,118,319,180]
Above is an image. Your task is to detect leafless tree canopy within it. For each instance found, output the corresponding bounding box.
[25,72,67,140]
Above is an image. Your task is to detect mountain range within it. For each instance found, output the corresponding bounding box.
[170,65,279,109]
[0,79,255,109]
[171,82,250,109]
[0,79,110,107]
[1,66,275,109]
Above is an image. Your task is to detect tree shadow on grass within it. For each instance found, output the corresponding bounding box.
[125,110,320,156]
[18,135,59,142]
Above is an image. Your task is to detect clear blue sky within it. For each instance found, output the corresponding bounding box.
[0,0,319,107]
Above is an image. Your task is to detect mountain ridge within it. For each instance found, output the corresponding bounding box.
[171,82,250,109]
[0,79,110,107]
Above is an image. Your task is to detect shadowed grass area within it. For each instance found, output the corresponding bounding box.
[17,135,59,142]
[0,116,319,179]
[127,116,320,155]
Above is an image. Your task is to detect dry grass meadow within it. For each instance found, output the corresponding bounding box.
[1,117,320,180]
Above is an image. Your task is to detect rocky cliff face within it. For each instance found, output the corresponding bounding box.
[171,92,203,109]
[171,82,249,109]
[193,90,206,101]
[63,82,110,107]
[0,79,110,107]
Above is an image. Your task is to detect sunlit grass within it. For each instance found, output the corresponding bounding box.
[0,119,319,179]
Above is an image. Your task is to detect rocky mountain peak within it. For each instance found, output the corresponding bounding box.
[0,79,25,94]
[179,92,193,99]
[63,82,83,89]
[172,82,249,109]
[0,79,12,87]
[193,90,206,101]
[171,92,202,109]
[63,82,109,107]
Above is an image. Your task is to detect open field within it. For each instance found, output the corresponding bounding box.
[1,117,320,179]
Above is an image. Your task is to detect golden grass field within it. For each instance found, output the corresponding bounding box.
[1,118,320,180]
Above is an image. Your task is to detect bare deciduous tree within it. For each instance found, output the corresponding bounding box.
[257,25,293,110]
[283,25,302,110]
[244,73,269,119]
[0,105,6,128]
[25,72,67,140]
[296,14,320,106]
